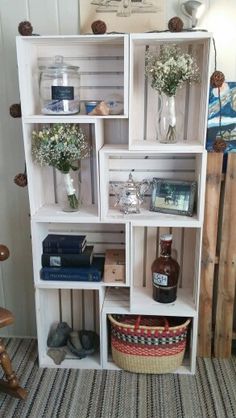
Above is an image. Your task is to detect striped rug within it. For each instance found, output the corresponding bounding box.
[0,339,236,418]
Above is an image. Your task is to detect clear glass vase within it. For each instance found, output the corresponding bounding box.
[157,94,177,144]
[56,167,81,212]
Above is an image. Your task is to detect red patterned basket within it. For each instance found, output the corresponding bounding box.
[108,315,191,374]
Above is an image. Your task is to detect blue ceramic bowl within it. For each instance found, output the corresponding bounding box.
[85,101,100,114]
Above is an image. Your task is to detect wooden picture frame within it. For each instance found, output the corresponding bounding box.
[79,0,165,34]
[150,178,197,217]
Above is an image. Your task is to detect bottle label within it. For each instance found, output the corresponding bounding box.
[153,272,168,286]
[51,86,74,100]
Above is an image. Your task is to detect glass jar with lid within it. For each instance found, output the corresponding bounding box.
[39,55,80,115]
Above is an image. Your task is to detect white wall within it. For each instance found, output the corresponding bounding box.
[200,0,236,79]
[0,0,80,337]
[0,0,235,337]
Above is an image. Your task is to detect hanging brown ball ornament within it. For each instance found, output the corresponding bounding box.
[18,21,33,36]
[91,20,107,35]
[168,17,184,32]
[0,245,10,262]
[9,103,21,118]
[210,71,225,88]
[14,173,28,187]
[213,137,227,153]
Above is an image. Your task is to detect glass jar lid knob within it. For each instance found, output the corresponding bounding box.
[54,55,64,65]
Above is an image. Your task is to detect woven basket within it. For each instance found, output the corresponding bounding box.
[108,315,191,374]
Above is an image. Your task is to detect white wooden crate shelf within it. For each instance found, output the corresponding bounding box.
[31,222,130,288]
[100,146,207,224]
[16,34,129,118]
[131,226,202,315]
[35,287,101,369]
[129,32,211,149]
[102,312,195,374]
[17,33,211,374]
[23,120,103,217]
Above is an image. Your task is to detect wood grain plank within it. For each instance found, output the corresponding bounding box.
[214,154,236,358]
[198,153,223,357]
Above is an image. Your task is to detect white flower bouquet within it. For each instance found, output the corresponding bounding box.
[32,124,90,210]
[145,44,200,143]
[145,44,200,97]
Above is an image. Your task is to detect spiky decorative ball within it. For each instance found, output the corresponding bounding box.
[14,173,28,187]
[210,71,225,88]
[9,103,21,118]
[91,20,107,35]
[213,137,227,153]
[168,17,184,32]
[18,21,33,36]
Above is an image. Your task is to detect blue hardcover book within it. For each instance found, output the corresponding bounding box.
[41,246,94,267]
[43,234,87,254]
[40,256,104,282]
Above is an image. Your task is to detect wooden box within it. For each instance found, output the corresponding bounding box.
[104,249,125,283]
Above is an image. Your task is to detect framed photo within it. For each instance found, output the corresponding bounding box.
[79,0,165,34]
[150,179,197,217]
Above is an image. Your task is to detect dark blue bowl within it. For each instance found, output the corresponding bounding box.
[85,101,100,114]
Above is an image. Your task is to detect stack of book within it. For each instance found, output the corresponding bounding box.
[40,234,104,282]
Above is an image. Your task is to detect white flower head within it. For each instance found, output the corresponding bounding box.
[145,44,200,96]
[32,123,90,173]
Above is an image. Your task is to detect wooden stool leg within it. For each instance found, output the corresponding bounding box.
[0,339,27,399]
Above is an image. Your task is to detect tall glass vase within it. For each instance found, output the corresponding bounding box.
[56,166,81,212]
[157,94,177,144]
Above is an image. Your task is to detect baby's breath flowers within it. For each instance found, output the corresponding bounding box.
[145,44,200,143]
[145,44,200,97]
[32,124,90,210]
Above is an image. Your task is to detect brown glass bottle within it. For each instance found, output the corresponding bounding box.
[151,234,180,303]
